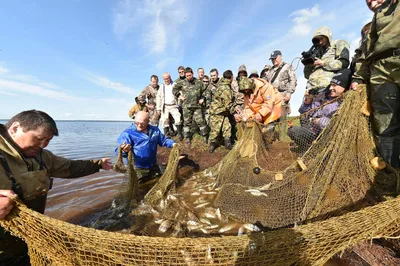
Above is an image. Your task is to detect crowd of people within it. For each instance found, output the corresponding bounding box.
[0,0,398,265]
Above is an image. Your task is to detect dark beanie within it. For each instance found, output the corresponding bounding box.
[331,69,352,90]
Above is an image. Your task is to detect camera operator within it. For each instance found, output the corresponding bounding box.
[303,26,350,105]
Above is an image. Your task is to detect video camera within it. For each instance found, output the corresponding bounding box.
[301,44,325,66]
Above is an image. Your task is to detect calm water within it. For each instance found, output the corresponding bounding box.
[0,120,133,223]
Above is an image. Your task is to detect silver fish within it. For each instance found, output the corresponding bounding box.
[200,228,210,234]
[243,223,261,232]
[200,218,212,225]
[194,202,210,209]
[191,191,201,196]
[202,191,217,195]
[159,220,172,233]
[218,224,236,233]
[237,226,245,236]
[154,218,165,225]
[167,194,178,201]
[206,224,219,229]
[187,211,198,221]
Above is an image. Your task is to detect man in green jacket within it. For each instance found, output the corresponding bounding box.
[0,110,112,265]
[351,0,399,168]
[173,67,208,145]
[209,70,235,153]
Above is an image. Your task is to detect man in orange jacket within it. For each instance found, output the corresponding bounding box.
[235,77,282,125]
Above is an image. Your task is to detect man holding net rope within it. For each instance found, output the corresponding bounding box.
[235,76,282,132]
[117,111,176,184]
[288,69,352,154]
[351,0,399,169]
[0,110,113,265]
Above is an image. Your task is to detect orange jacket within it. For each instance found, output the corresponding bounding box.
[244,78,282,124]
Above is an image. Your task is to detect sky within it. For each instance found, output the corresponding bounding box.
[0,0,373,120]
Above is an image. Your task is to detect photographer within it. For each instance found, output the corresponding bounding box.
[303,26,350,105]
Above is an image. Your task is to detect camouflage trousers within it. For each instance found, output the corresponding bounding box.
[369,56,400,136]
[147,108,159,126]
[209,114,231,142]
[203,108,210,126]
[183,107,207,138]
[369,56,400,168]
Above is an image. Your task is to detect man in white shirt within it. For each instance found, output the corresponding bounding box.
[156,72,184,140]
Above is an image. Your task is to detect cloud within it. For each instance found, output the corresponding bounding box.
[64,113,73,117]
[0,91,18,96]
[289,5,335,37]
[0,66,8,75]
[85,73,134,94]
[0,63,79,101]
[112,0,188,54]
[0,79,80,100]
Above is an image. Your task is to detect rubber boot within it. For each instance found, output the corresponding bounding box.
[209,142,216,153]
[377,135,400,168]
[203,135,209,144]
[176,125,184,141]
[224,138,233,150]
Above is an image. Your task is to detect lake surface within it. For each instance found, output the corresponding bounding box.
[0,120,133,223]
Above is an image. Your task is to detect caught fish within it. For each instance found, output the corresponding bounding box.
[218,224,237,233]
[187,220,199,226]
[154,218,165,225]
[159,220,172,233]
[243,223,261,232]
[245,189,268,197]
[237,226,245,236]
[193,197,208,205]
[200,218,212,225]
[216,208,222,220]
[191,191,201,196]
[205,213,216,219]
[158,199,167,210]
[167,194,178,201]
[202,191,217,195]
[258,183,272,191]
[201,228,210,234]
[187,211,198,221]
[194,202,211,209]
[174,210,181,220]
[206,224,219,229]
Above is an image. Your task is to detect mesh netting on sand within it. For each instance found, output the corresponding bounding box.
[1,86,400,265]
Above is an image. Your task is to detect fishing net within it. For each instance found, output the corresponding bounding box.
[1,85,400,265]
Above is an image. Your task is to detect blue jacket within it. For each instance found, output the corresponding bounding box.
[116,124,175,169]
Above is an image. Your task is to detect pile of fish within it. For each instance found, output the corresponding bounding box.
[130,169,266,237]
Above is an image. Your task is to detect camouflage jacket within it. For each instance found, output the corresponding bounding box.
[265,62,297,99]
[353,1,399,83]
[128,103,147,119]
[138,84,159,107]
[173,77,186,105]
[232,78,245,112]
[205,79,220,109]
[304,26,350,91]
[209,78,234,116]
[173,77,205,109]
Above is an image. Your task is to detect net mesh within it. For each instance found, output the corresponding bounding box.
[1,85,400,265]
